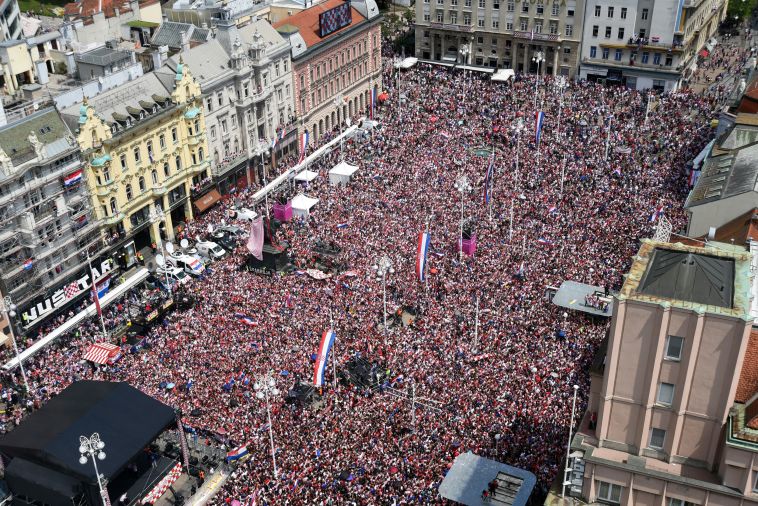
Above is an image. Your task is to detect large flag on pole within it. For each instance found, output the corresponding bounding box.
[416,232,431,283]
[370,88,376,119]
[535,111,545,144]
[91,269,102,318]
[298,130,310,163]
[313,329,336,386]
[483,154,494,205]
[246,216,264,260]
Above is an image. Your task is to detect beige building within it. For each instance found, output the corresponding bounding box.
[569,238,758,505]
[415,0,584,76]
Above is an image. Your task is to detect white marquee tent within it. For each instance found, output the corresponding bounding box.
[328,161,359,186]
[492,69,515,82]
[291,193,319,218]
[294,169,319,182]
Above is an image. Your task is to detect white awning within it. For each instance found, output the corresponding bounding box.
[492,69,515,82]
[3,267,150,370]
[291,193,319,217]
[328,161,359,186]
[458,64,494,74]
[294,169,318,182]
[393,57,418,69]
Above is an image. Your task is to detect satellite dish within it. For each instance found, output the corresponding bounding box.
[166,242,175,254]
[156,254,165,267]
[180,238,189,249]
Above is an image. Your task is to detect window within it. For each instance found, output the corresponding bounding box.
[438,11,444,22]
[120,153,127,169]
[520,19,527,30]
[567,8,574,16]
[175,156,182,171]
[521,2,527,12]
[493,0,499,9]
[665,55,673,66]
[601,48,609,59]
[590,46,597,58]
[109,197,117,215]
[151,169,158,185]
[565,24,572,36]
[618,27,624,39]
[464,13,471,24]
[171,128,178,143]
[653,53,661,65]
[649,428,666,449]
[159,134,166,150]
[231,115,237,129]
[450,12,457,23]
[492,20,499,29]
[665,336,684,361]
[597,481,622,504]
[125,184,132,200]
[668,499,696,506]
[614,49,622,61]
[217,92,223,107]
[641,52,649,64]
[551,2,558,15]
[424,13,430,21]
[592,25,598,37]
[466,0,472,6]
[549,22,558,34]
[620,7,627,19]
[206,97,213,112]
[607,6,613,17]
[146,140,153,159]
[535,3,543,15]
[639,28,646,38]
[753,472,758,493]
[641,8,648,20]
[211,126,217,140]
[507,1,514,11]
[478,0,484,7]
[605,26,611,38]
[657,383,674,406]
[594,5,600,16]
[506,21,512,30]
[163,162,170,177]
[533,22,540,32]
[138,176,146,192]
[133,147,141,164]
[103,167,110,182]
[479,18,485,27]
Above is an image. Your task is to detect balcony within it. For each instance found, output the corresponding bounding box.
[191,160,211,174]
[152,184,167,197]
[429,22,473,33]
[625,37,684,53]
[103,211,125,226]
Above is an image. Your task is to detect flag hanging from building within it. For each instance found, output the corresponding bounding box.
[313,329,336,387]
[90,267,102,319]
[298,130,310,163]
[246,216,264,260]
[416,231,431,283]
[22,258,33,270]
[535,111,545,144]
[483,154,494,205]
[370,88,377,119]
[63,170,83,187]
[650,205,664,223]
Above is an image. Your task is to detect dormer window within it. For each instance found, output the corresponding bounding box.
[139,111,145,120]
[111,125,117,134]
[152,106,158,113]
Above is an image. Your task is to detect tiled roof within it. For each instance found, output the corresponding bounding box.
[151,22,211,49]
[0,108,73,164]
[273,0,365,49]
[735,328,758,404]
[64,0,158,20]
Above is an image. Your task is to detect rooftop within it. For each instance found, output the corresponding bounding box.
[273,0,366,50]
[0,108,74,166]
[438,452,536,506]
[686,143,758,208]
[150,21,211,49]
[63,0,159,20]
[74,46,133,67]
[620,239,752,319]
[735,329,758,404]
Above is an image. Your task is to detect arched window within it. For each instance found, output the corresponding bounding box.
[199,147,204,160]
[109,197,117,214]
[163,162,170,177]
[125,184,132,200]
[91,129,97,145]
[175,155,182,171]
[214,150,220,165]
[151,169,158,185]
[139,176,146,191]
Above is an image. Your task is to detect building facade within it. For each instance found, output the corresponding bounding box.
[60,64,210,265]
[0,108,105,334]
[414,0,584,76]
[0,0,21,41]
[275,0,382,143]
[579,0,728,91]
[159,13,296,199]
[570,238,758,505]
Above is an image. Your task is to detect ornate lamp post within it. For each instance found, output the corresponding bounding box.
[373,256,394,332]
[0,296,29,393]
[254,374,280,479]
[79,433,110,506]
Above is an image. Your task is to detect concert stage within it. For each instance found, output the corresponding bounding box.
[551,281,614,317]
[438,452,536,505]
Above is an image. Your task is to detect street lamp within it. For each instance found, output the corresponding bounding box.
[512,116,525,191]
[373,256,394,332]
[454,175,471,261]
[79,433,109,506]
[254,374,280,480]
[0,296,29,394]
[459,42,471,106]
[532,50,545,107]
[555,75,568,136]
[562,384,580,499]
[333,93,346,159]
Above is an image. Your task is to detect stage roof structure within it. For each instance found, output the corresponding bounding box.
[438,452,536,506]
[0,381,175,482]
[394,56,418,69]
[551,281,614,317]
[294,169,319,182]
[328,161,359,186]
[492,69,515,82]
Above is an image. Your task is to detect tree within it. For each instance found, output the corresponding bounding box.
[727,0,756,22]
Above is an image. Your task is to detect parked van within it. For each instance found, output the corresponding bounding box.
[156,266,191,287]
[196,241,226,261]
[167,253,205,277]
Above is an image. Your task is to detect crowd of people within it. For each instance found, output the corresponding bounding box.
[0,52,722,503]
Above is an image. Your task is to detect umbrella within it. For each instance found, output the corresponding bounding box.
[280,370,290,376]
[166,382,175,389]
[159,381,167,389]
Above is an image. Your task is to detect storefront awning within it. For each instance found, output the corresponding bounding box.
[83,342,121,364]
[699,49,710,58]
[194,189,222,213]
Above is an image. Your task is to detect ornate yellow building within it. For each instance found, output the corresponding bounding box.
[61,61,211,265]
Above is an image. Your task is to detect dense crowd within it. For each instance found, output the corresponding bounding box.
[0,56,720,504]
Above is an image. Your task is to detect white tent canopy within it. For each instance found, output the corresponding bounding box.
[492,69,515,82]
[291,193,319,217]
[294,169,318,182]
[329,161,359,186]
[394,57,418,70]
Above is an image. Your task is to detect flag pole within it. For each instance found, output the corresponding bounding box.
[87,252,107,340]
[488,152,495,222]
[509,198,514,242]
[330,310,337,392]
[424,215,432,293]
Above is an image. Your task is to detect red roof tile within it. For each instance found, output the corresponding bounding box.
[736,328,758,404]
[64,0,157,20]
[273,0,366,49]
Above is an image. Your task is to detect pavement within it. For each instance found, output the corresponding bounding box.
[688,27,755,97]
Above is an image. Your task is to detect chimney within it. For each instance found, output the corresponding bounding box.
[180,30,190,53]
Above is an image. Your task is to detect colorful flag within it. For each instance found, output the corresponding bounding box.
[416,231,431,283]
[246,216,264,260]
[313,329,336,387]
[279,128,286,141]
[63,170,83,186]
[688,169,700,187]
[612,168,622,177]
[483,154,495,205]
[270,137,277,150]
[298,130,310,164]
[226,443,249,462]
[536,237,553,246]
[535,111,545,144]
[548,205,558,215]
[650,205,664,223]
[64,281,79,299]
[234,313,258,326]
[22,258,33,270]
[90,268,102,319]
[336,222,349,229]
[370,88,376,119]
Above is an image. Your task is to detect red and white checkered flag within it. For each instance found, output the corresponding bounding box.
[64,282,79,299]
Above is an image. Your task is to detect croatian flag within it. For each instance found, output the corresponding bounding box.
[64,170,83,186]
[535,111,545,144]
[235,313,258,326]
[226,443,249,462]
[537,237,553,247]
[483,154,494,205]
[336,222,349,229]
[650,205,664,223]
[298,130,310,163]
[548,205,558,215]
[313,329,336,387]
[370,88,376,119]
[279,128,286,141]
[416,231,431,283]
[270,137,277,150]
[90,271,102,319]
[22,258,33,270]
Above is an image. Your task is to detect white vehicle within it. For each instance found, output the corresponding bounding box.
[157,266,191,286]
[167,253,206,277]
[196,240,226,261]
